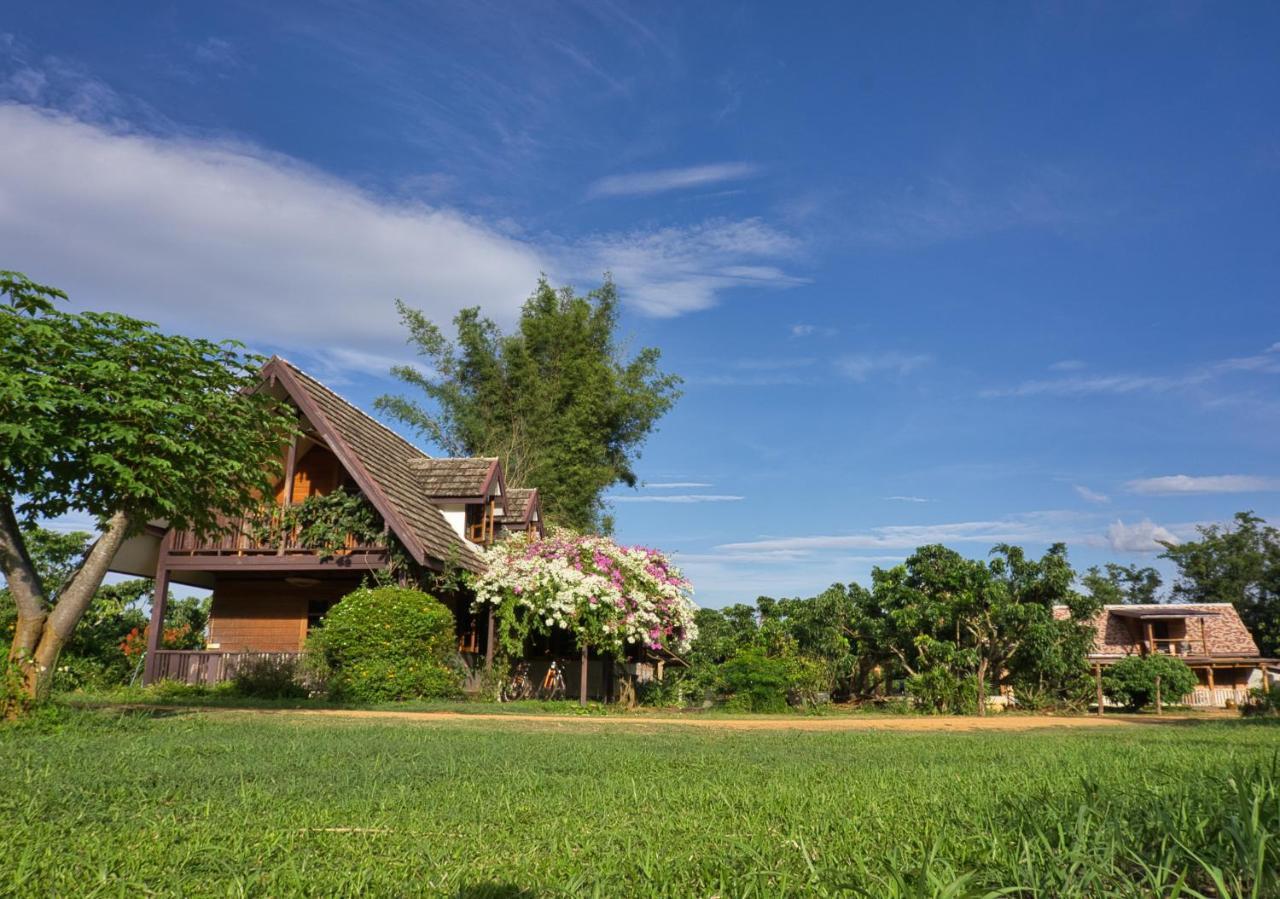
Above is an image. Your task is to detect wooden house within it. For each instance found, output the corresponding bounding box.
[108,357,536,687]
[1057,603,1280,707]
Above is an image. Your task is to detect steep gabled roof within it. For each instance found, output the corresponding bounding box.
[263,357,485,572]
[409,457,502,500]
[498,487,539,524]
[1055,603,1261,658]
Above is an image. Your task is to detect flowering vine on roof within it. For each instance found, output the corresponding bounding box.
[472,531,698,657]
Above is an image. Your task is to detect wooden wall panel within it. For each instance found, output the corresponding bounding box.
[275,446,344,504]
[209,576,361,652]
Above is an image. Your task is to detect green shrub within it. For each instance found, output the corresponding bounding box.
[310,585,462,702]
[906,668,978,714]
[1243,686,1280,717]
[230,656,307,699]
[1103,654,1199,711]
[717,648,794,712]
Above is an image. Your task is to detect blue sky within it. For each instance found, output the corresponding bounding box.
[3,2,1278,606]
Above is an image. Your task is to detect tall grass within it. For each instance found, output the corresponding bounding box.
[1,710,1277,896]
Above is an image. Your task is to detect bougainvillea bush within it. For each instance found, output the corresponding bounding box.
[473,532,698,657]
[308,585,461,701]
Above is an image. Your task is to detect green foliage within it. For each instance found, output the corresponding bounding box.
[1161,511,1280,657]
[230,656,308,700]
[717,647,797,712]
[0,271,296,534]
[1243,687,1280,718]
[905,669,978,715]
[1082,562,1163,605]
[1103,654,1200,710]
[376,277,681,532]
[309,585,461,702]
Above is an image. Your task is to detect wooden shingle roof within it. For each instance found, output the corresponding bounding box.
[408,457,500,498]
[498,487,538,524]
[1055,603,1261,659]
[267,358,486,572]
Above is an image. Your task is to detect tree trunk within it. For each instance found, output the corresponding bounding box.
[3,510,134,710]
[976,658,988,717]
[579,645,589,707]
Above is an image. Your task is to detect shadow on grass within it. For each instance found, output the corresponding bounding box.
[456,883,538,899]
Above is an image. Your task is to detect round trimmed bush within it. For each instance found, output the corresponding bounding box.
[311,585,462,702]
[1104,654,1199,711]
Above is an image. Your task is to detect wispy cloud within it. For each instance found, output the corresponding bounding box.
[612,494,744,504]
[790,323,836,338]
[587,162,760,198]
[836,352,932,382]
[1125,474,1280,495]
[985,342,1280,399]
[567,217,805,316]
[1049,359,1087,371]
[716,514,1081,554]
[1107,519,1180,552]
[643,482,713,488]
[1073,485,1110,504]
[886,495,931,503]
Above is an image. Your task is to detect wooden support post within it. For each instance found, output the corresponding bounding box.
[279,436,297,555]
[579,645,589,707]
[484,604,495,671]
[142,563,171,686]
[1206,665,1215,694]
[1199,618,1208,656]
[1155,675,1162,715]
[1095,664,1104,716]
[1144,621,1154,656]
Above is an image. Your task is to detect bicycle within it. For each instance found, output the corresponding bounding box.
[540,659,567,700]
[500,661,534,702]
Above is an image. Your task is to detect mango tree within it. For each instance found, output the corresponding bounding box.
[0,271,293,713]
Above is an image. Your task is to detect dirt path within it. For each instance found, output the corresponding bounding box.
[168,706,1224,732]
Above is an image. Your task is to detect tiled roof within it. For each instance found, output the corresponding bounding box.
[408,457,498,498]
[499,487,538,523]
[1055,603,1260,658]
[278,360,486,572]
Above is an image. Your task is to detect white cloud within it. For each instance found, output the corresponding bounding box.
[886,495,930,503]
[716,516,1072,554]
[790,323,836,338]
[567,217,805,317]
[836,352,931,382]
[982,373,1192,398]
[1107,519,1180,553]
[587,162,760,198]
[611,494,744,504]
[1124,474,1280,495]
[0,104,805,350]
[1073,485,1110,504]
[1049,359,1086,371]
[644,482,713,488]
[0,104,544,354]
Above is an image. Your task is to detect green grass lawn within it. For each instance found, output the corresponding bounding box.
[2,709,1277,897]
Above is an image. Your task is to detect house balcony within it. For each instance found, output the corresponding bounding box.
[1148,637,1211,658]
[165,513,390,571]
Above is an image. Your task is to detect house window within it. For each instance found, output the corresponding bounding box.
[307,599,335,633]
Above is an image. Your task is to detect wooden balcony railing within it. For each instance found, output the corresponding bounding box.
[168,513,387,557]
[1149,638,1210,657]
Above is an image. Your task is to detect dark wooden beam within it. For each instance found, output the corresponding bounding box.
[163,552,388,572]
[484,604,496,671]
[1094,663,1104,717]
[142,538,173,685]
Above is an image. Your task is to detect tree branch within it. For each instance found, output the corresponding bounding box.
[45,511,134,640]
[0,496,45,619]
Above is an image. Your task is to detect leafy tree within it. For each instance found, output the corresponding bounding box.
[376,277,681,532]
[1103,654,1199,711]
[0,270,294,709]
[1161,512,1280,657]
[1082,563,1163,605]
[861,544,1087,714]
